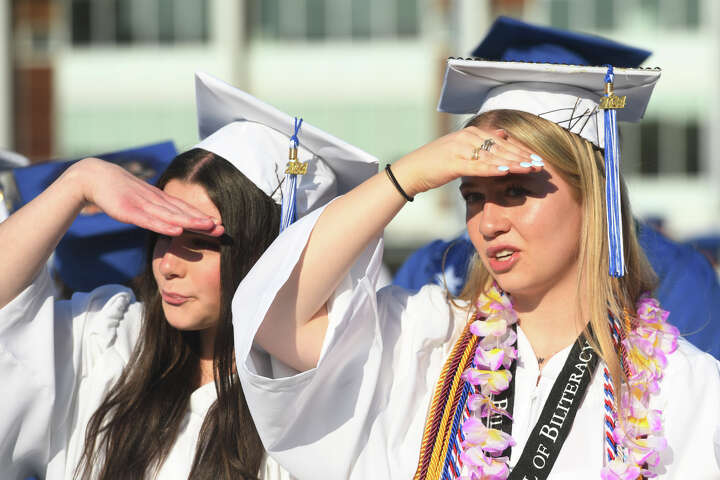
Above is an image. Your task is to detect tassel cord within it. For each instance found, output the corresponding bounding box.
[603,66,625,277]
[280,117,304,232]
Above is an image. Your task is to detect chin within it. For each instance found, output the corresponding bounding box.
[162,304,214,331]
[492,275,522,296]
[489,270,541,297]
[497,275,564,304]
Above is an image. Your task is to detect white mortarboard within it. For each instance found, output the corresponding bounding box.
[438,59,662,277]
[438,59,660,149]
[193,72,378,226]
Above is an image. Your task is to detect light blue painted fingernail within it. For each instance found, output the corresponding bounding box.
[530,154,544,163]
[497,165,510,172]
[520,161,532,167]
[531,159,545,166]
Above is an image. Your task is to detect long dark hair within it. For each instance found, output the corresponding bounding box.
[76,149,281,479]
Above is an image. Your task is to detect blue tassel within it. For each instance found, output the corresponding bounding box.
[280,117,303,232]
[603,66,624,277]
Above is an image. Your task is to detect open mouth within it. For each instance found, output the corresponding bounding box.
[494,249,515,261]
[486,246,520,273]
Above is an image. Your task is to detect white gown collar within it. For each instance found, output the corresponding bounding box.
[190,382,217,415]
[515,325,575,380]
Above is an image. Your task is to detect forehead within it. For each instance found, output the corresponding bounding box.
[163,179,221,221]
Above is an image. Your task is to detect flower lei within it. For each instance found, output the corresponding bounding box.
[458,287,679,480]
[602,296,680,480]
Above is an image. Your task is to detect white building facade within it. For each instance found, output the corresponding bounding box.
[35,0,720,260]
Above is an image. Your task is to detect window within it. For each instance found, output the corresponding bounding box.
[548,0,571,30]
[70,0,92,44]
[686,0,701,28]
[306,0,327,39]
[685,123,700,174]
[351,0,372,39]
[621,119,701,176]
[594,0,615,29]
[640,121,660,175]
[396,0,419,36]
[69,0,209,46]
[661,0,701,29]
[639,0,661,25]
[544,0,702,32]
[619,123,641,175]
[249,0,420,41]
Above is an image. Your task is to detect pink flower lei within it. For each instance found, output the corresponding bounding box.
[459,287,679,480]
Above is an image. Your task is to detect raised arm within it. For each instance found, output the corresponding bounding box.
[0,157,221,308]
[256,126,542,371]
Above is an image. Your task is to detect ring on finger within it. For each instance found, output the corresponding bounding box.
[480,138,496,152]
[471,146,481,161]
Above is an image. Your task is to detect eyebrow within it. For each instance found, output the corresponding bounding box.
[184,231,234,246]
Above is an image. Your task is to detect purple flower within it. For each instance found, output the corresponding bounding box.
[475,347,506,371]
[600,460,642,480]
[470,318,508,338]
[462,417,516,454]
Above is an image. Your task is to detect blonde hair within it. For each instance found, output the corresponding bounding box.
[458,110,657,395]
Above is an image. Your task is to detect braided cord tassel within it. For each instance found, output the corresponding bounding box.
[605,314,630,464]
[602,367,620,462]
[602,65,625,277]
[280,117,303,232]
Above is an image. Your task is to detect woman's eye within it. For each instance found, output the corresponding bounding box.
[506,185,530,197]
[190,238,219,250]
[464,193,484,204]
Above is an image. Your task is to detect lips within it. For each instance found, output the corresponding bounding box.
[485,245,520,273]
[161,290,191,306]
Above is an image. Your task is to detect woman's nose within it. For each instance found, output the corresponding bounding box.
[477,201,511,238]
[157,239,185,278]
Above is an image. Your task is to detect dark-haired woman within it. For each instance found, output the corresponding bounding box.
[0,149,290,479]
[0,74,378,479]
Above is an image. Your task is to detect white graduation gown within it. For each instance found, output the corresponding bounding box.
[233,203,720,480]
[0,267,291,480]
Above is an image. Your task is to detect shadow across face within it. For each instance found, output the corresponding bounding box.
[460,169,560,211]
[152,233,224,264]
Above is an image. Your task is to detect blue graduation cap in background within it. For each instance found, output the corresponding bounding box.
[471,16,651,67]
[12,141,177,292]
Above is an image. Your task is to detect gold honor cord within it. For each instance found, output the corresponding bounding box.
[414,323,478,480]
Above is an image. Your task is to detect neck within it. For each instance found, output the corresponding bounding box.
[510,269,587,360]
[196,326,217,388]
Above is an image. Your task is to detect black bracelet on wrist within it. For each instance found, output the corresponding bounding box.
[384,164,414,202]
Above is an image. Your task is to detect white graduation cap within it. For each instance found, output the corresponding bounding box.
[438,59,662,277]
[193,72,378,228]
[438,59,661,149]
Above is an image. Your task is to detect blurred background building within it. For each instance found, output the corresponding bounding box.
[4,0,719,271]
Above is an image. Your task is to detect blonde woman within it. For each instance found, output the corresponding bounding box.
[232,61,720,479]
